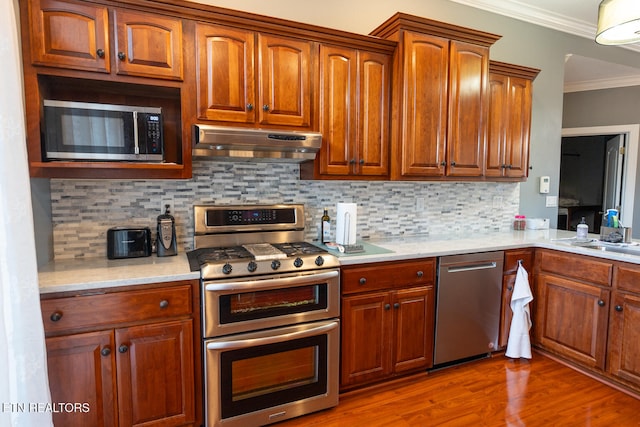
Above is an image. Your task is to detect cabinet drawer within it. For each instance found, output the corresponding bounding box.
[614,264,640,294]
[537,250,612,286]
[342,258,435,295]
[41,284,193,334]
[504,248,534,274]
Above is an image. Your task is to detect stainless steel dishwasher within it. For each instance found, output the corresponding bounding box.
[434,251,504,365]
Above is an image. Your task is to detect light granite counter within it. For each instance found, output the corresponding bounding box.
[39,229,640,294]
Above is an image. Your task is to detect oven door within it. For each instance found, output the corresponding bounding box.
[202,269,339,337]
[204,319,339,427]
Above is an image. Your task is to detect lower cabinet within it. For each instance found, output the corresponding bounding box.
[41,280,200,427]
[340,258,436,390]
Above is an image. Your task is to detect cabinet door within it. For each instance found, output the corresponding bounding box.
[116,319,195,427]
[499,249,535,348]
[446,40,489,177]
[392,286,434,372]
[398,31,448,177]
[486,72,508,178]
[196,24,256,123]
[502,75,532,178]
[608,292,640,385]
[29,0,110,72]
[318,45,357,175]
[257,34,313,127]
[113,9,183,80]
[340,292,392,388]
[46,331,117,427]
[536,273,609,370]
[357,51,390,177]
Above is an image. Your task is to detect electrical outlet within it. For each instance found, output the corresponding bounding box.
[160,196,174,214]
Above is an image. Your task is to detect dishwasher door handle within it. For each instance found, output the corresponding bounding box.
[446,262,497,273]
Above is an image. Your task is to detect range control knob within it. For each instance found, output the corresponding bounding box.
[271,260,281,270]
[294,257,304,268]
[315,256,324,266]
[222,263,233,275]
[247,261,258,273]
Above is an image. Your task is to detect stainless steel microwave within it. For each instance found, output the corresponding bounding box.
[42,100,164,162]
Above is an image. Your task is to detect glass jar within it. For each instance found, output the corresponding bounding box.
[513,215,526,230]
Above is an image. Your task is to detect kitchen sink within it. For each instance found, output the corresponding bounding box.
[579,242,640,256]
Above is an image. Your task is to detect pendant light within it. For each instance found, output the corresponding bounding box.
[596,0,640,45]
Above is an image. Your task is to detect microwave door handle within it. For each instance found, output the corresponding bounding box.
[132,111,140,155]
[206,320,339,351]
[204,270,339,292]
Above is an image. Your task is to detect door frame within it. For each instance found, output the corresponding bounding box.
[561,124,639,228]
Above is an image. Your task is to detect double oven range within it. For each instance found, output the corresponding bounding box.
[188,204,341,427]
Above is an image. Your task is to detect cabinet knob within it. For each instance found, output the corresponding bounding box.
[159,299,169,309]
[117,51,126,61]
[100,347,111,357]
[507,164,513,169]
[451,161,456,167]
[359,277,367,285]
[96,48,105,58]
[615,305,623,312]
[507,286,513,291]
[417,270,424,278]
[393,302,400,309]
[262,104,270,111]
[118,345,129,353]
[349,159,356,165]
[384,304,391,310]
[359,159,364,165]
[50,311,63,322]
[598,300,605,307]
[246,103,254,111]
[440,161,446,166]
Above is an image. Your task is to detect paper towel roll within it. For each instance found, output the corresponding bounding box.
[336,203,357,245]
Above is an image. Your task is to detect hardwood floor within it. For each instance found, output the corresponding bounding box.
[277,352,640,426]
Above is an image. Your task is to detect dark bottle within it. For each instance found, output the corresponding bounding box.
[321,208,331,244]
[157,204,178,257]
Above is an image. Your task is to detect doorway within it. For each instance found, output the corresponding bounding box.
[560,125,638,234]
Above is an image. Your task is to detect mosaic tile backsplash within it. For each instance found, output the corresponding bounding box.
[50,161,520,259]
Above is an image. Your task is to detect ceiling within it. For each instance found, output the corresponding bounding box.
[449,0,640,92]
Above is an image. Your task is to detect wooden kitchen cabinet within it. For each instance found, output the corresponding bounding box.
[499,248,534,348]
[28,0,183,80]
[300,45,391,179]
[486,61,539,179]
[40,280,200,427]
[534,250,612,370]
[196,24,314,128]
[370,13,500,180]
[340,258,436,390]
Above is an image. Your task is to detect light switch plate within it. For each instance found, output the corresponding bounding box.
[545,196,558,207]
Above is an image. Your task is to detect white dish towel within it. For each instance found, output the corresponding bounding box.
[506,261,534,359]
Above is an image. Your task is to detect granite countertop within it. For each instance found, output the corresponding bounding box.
[39,229,640,294]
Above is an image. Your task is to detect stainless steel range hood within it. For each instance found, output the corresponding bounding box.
[192,124,322,162]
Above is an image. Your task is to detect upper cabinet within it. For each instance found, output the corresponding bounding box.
[29,0,183,80]
[370,13,501,181]
[300,43,394,179]
[196,24,314,129]
[486,61,540,179]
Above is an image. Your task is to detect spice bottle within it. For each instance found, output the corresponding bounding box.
[513,215,526,230]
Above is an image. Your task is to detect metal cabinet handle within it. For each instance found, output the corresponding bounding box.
[451,161,456,166]
[118,345,129,353]
[159,299,169,309]
[615,305,623,312]
[101,347,111,357]
[246,103,254,111]
[393,303,400,309]
[598,300,605,307]
[359,159,364,165]
[440,161,446,166]
[117,51,126,61]
[96,48,105,58]
[349,159,356,165]
[384,304,391,310]
[417,270,424,278]
[359,277,367,285]
[507,286,513,291]
[262,104,270,111]
[50,311,63,322]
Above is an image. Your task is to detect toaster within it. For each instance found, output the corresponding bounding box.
[107,227,152,259]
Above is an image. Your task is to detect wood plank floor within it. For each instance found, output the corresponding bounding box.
[277,353,640,426]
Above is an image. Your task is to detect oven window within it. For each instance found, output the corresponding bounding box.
[219,284,328,324]
[220,335,327,419]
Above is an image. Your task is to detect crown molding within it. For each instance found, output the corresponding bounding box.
[564,75,640,93]
[448,0,640,53]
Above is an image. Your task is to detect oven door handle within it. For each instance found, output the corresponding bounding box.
[204,270,339,292]
[206,320,339,351]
